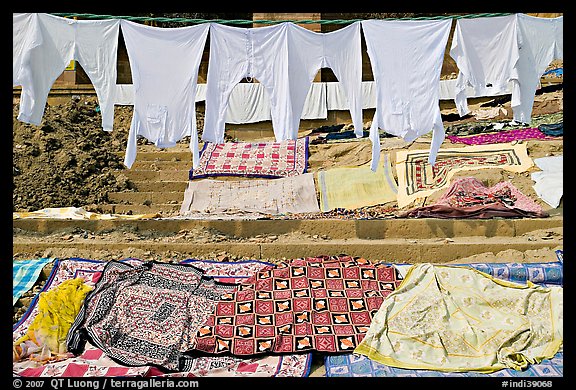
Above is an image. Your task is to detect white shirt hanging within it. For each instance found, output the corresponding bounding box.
[512,14,563,123]
[120,19,210,169]
[15,13,120,132]
[450,14,520,117]
[361,19,451,170]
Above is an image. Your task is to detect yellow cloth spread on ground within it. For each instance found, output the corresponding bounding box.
[354,263,563,373]
[14,278,93,361]
[317,154,398,212]
[13,207,160,220]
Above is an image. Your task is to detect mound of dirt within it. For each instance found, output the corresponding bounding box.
[13,96,132,211]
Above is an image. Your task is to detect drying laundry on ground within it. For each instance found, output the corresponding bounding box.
[14,278,92,363]
[399,177,548,219]
[531,155,563,208]
[446,127,560,145]
[354,262,563,373]
[327,256,565,377]
[395,142,534,208]
[13,255,563,377]
[538,122,563,137]
[189,137,309,179]
[179,173,320,218]
[317,154,397,212]
[13,258,54,305]
[13,207,160,220]
[14,258,312,377]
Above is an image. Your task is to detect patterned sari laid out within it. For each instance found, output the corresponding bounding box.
[15,258,311,377]
[67,261,234,372]
[354,263,563,373]
[192,255,402,356]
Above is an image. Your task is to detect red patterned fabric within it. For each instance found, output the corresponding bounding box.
[193,256,401,356]
[190,137,309,179]
[14,258,311,377]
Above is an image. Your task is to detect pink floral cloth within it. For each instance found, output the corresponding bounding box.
[14,258,311,377]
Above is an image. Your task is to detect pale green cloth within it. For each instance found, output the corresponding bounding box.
[317,154,397,212]
[355,263,563,373]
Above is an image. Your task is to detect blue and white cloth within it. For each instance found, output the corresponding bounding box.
[325,351,563,377]
[13,258,54,305]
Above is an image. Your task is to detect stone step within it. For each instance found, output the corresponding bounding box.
[108,191,185,204]
[94,203,182,215]
[12,236,563,264]
[129,181,189,192]
[130,161,193,171]
[114,150,193,162]
[117,169,191,182]
[13,215,563,240]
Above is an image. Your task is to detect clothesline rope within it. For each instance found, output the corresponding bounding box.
[50,13,515,25]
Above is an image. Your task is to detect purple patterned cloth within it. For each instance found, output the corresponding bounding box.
[446,128,559,145]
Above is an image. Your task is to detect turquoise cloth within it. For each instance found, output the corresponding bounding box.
[13,258,54,305]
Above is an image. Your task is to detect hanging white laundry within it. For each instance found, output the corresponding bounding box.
[512,14,563,124]
[120,20,209,169]
[284,21,363,137]
[531,155,563,208]
[326,81,377,110]
[15,13,120,132]
[115,83,207,106]
[203,21,363,144]
[361,19,451,171]
[202,22,290,145]
[225,83,272,124]
[195,84,207,103]
[13,13,40,87]
[225,82,326,123]
[301,82,327,120]
[114,84,135,106]
[450,14,520,118]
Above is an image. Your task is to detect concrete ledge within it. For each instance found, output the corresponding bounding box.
[119,170,191,181]
[13,216,563,239]
[94,204,182,214]
[12,238,562,263]
[130,181,188,192]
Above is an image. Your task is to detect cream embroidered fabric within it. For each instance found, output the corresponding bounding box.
[395,143,534,208]
[179,173,320,218]
[354,263,563,373]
